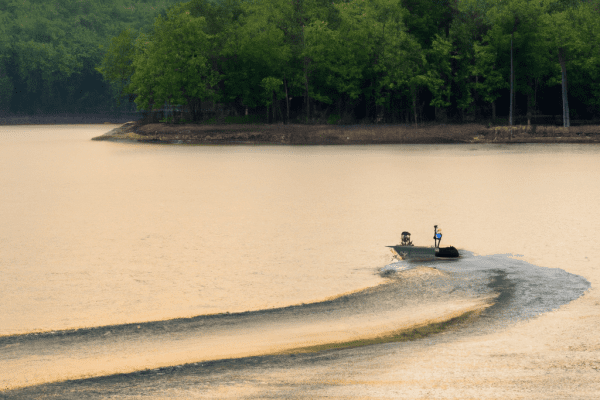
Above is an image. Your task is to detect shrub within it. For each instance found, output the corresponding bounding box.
[327,114,341,125]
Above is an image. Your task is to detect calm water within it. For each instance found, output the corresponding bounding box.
[0,124,596,397]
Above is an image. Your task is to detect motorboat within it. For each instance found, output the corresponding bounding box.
[387,225,459,260]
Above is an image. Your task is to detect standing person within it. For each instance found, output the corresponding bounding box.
[433,225,442,248]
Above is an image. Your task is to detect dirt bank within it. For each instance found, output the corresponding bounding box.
[92,121,600,144]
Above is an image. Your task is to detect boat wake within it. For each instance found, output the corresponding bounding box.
[1,251,590,396]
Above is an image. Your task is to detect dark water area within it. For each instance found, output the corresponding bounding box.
[437,252,590,332]
[382,251,590,334]
[1,252,589,399]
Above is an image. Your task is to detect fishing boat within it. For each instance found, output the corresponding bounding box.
[387,225,459,260]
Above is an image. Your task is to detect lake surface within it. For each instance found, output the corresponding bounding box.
[0,124,596,397]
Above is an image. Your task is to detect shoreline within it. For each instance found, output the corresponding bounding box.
[91,121,600,145]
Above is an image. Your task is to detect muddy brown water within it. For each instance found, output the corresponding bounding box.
[0,124,597,397]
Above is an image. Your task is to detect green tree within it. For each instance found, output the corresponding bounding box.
[447,6,491,122]
[472,40,507,121]
[358,0,417,123]
[231,0,293,121]
[95,28,137,107]
[0,7,14,115]
[128,5,220,121]
[260,76,284,123]
[400,0,456,48]
[541,10,576,127]
[482,0,550,127]
[230,0,334,123]
[303,0,418,123]
[181,0,245,112]
[568,1,600,117]
[541,0,600,126]
[380,30,427,124]
[425,34,452,121]
[308,0,377,120]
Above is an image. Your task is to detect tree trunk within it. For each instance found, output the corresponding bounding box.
[492,101,496,122]
[534,78,538,119]
[527,85,531,127]
[284,78,289,124]
[277,96,284,122]
[474,75,479,120]
[272,90,276,123]
[558,47,570,128]
[509,34,513,128]
[185,97,200,122]
[303,25,310,122]
[412,90,418,128]
[438,107,448,123]
[365,92,369,122]
[509,33,514,140]
[304,63,310,122]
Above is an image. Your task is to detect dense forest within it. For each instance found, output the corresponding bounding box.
[1,0,600,125]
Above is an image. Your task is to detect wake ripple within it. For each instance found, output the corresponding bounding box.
[0,251,590,395]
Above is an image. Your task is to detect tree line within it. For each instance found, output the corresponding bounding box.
[2,0,600,125]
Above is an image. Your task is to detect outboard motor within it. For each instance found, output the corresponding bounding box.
[433,225,460,258]
[400,231,413,246]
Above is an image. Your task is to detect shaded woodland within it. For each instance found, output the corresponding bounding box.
[0,0,183,116]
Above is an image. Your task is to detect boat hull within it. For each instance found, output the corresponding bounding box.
[388,245,459,260]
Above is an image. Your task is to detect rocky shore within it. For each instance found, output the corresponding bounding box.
[92,120,600,144]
